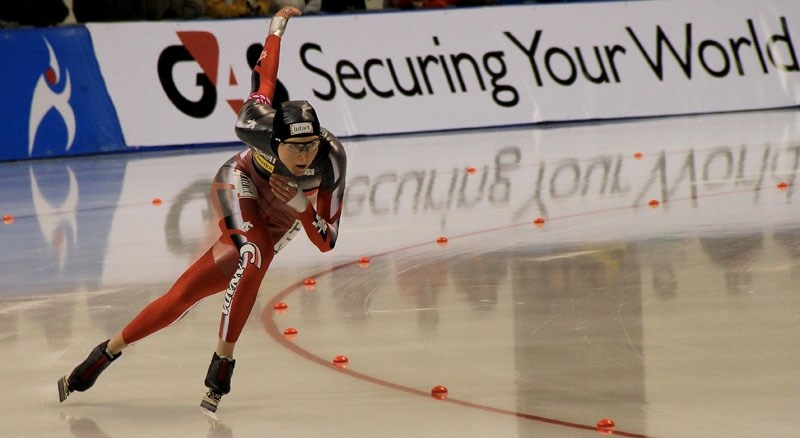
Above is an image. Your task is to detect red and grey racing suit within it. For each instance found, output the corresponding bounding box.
[120,23,346,346]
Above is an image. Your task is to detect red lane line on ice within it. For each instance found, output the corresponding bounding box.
[4,200,165,221]
[260,244,650,435]
[260,262,648,438]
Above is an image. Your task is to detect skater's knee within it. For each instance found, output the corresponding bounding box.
[234,240,272,272]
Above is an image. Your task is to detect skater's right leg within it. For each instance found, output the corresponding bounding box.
[199,239,271,413]
[200,352,236,413]
[199,177,276,412]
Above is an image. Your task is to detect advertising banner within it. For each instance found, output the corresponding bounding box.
[0,27,125,161]
[87,0,800,148]
[88,20,259,146]
[2,0,799,159]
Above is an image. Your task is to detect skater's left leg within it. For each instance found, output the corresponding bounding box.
[58,243,237,402]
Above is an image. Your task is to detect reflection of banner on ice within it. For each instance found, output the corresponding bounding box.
[0,159,126,297]
[0,27,124,161]
[341,111,800,245]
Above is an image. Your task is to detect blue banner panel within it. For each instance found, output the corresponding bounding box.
[0,26,125,161]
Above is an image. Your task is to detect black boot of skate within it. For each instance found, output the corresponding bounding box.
[58,340,121,402]
[200,352,236,413]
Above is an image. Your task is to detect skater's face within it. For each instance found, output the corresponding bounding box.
[277,136,320,176]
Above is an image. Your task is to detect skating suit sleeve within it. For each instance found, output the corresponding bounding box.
[234,33,281,154]
[297,129,346,252]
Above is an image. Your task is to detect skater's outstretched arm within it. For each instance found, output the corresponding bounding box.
[236,6,302,153]
[250,6,302,105]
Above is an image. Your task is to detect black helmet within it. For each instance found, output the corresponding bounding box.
[272,100,320,144]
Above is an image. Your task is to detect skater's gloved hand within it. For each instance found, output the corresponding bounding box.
[269,6,302,37]
[269,173,307,212]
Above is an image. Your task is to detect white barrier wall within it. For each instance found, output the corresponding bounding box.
[88,0,800,147]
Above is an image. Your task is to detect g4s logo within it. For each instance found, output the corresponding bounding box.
[158,31,288,119]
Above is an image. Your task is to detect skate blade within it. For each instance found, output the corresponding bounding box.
[200,396,219,413]
[57,376,71,402]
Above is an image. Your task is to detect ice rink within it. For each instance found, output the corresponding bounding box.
[2,109,800,437]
